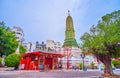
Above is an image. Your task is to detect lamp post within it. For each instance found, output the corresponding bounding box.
[80,54,85,71]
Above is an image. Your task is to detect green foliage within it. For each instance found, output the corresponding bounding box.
[20,45,26,54]
[0,21,18,56]
[80,10,120,74]
[90,62,95,69]
[77,62,82,68]
[63,38,78,47]
[112,60,120,67]
[113,46,120,57]
[80,10,120,57]
[0,57,2,64]
[5,53,20,67]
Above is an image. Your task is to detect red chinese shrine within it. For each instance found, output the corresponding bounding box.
[19,51,65,70]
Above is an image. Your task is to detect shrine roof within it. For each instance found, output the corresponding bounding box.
[22,51,65,57]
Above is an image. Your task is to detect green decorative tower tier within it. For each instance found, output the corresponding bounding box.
[63,11,78,47]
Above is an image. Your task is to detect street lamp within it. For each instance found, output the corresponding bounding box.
[80,54,85,71]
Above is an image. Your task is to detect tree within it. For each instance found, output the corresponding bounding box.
[0,21,18,56]
[80,10,120,76]
[20,45,26,54]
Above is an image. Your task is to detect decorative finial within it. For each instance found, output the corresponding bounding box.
[68,10,70,16]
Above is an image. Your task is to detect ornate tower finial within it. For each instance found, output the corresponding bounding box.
[63,11,78,47]
[68,10,70,16]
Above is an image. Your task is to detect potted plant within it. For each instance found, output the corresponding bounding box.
[90,61,95,69]
[78,62,82,70]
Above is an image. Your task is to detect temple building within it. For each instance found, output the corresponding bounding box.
[19,51,65,70]
[62,11,82,69]
[63,10,78,47]
[19,11,97,70]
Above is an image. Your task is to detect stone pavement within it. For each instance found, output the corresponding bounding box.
[1,68,120,78]
[0,68,120,78]
[0,69,105,78]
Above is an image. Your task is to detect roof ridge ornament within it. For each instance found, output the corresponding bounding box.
[68,10,70,16]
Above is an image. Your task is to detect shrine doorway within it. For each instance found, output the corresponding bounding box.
[45,58,52,70]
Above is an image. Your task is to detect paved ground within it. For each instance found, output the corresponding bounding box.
[0,69,120,78]
[0,69,104,78]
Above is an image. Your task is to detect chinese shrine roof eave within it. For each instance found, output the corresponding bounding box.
[22,51,65,57]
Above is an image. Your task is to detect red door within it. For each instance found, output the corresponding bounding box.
[45,58,52,70]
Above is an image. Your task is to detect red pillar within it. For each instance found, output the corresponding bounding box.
[43,56,46,70]
[52,58,54,70]
[56,57,58,70]
[66,47,69,69]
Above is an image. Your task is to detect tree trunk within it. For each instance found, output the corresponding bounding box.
[104,59,114,75]
[94,52,114,76]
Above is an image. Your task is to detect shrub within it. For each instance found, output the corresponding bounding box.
[5,53,20,67]
[79,62,83,68]
[90,61,95,69]
[77,62,83,69]
[112,60,120,67]
[0,57,2,64]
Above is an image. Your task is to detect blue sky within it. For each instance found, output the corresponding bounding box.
[0,0,120,44]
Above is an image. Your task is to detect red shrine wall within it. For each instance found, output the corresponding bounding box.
[19,51,64,70]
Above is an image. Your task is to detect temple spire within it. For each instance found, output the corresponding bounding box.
[68,10,70,16]
[63,11,78,47]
